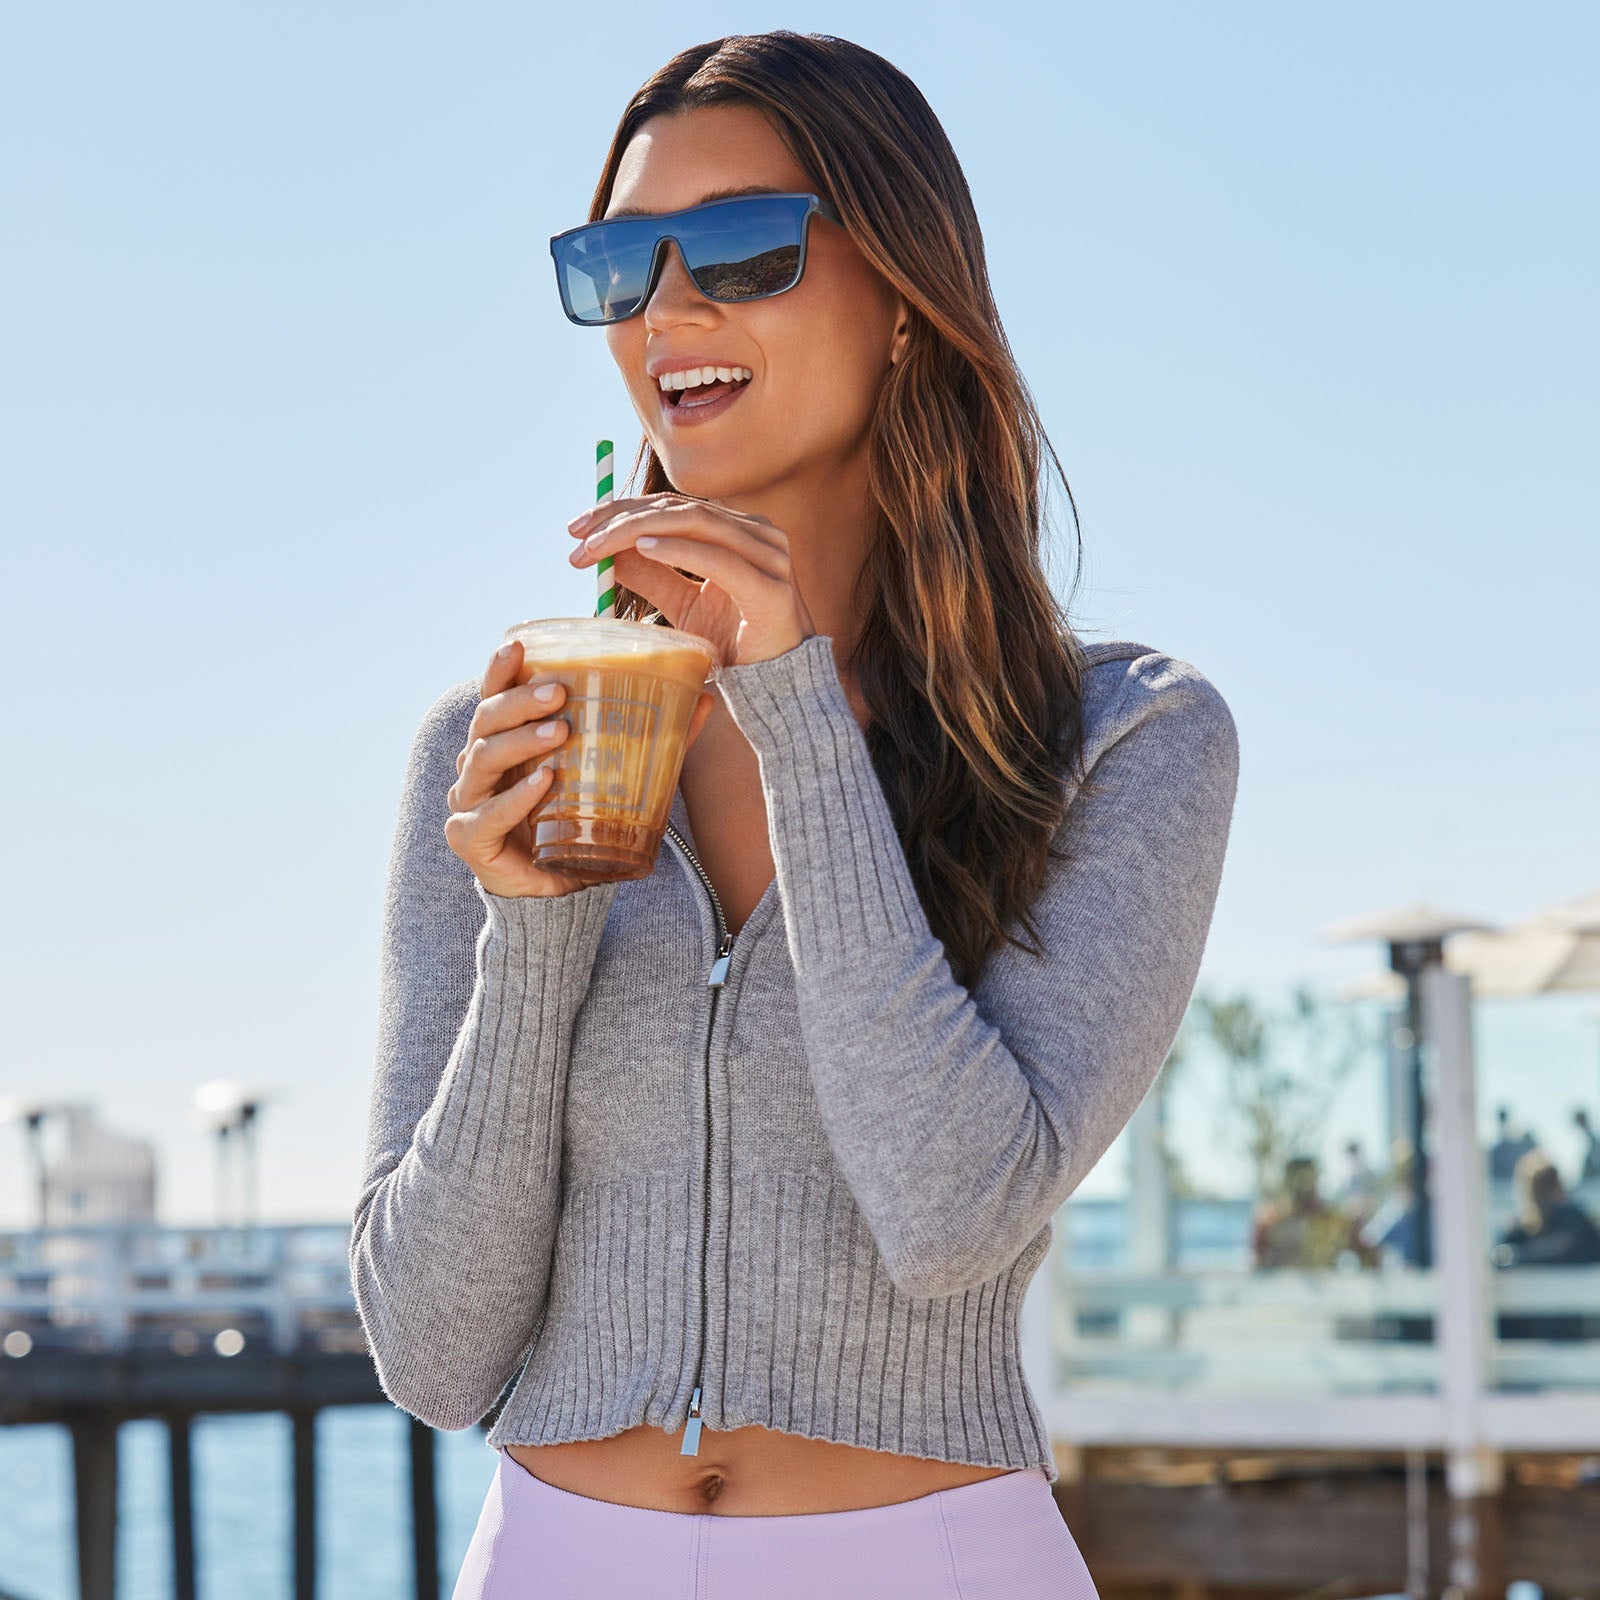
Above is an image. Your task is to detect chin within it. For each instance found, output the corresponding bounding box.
[653,446,778,503]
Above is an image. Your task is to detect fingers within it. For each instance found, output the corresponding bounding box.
[570,496,813,664]
[570,497,789,571]
[568,493,776,544]
[599,546,704,621]
[481,637,523,701]
[588,529,794,618]
[450,716,569,811]
[443,763,555,867]
[469,666,568,748]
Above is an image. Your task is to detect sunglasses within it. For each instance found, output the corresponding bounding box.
[549,192,842,327]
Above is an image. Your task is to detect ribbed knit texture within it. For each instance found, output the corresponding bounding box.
[351,634,1240,1481]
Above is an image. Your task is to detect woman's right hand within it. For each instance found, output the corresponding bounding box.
[444,639,597,899]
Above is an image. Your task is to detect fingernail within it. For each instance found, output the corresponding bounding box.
[496,642,515,660]
[567,511,592,533]
[584,530,606,549]
[533,683,558,702]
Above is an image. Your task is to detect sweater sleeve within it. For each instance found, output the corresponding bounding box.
[348,682,620,1428]
[716,634,1239,1300]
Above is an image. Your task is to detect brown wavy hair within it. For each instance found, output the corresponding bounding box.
[590,32,1091,987]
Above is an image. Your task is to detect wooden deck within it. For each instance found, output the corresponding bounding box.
[1055,1447,1600,1599]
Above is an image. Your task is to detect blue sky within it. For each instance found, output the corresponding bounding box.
[2,3,1596,1222]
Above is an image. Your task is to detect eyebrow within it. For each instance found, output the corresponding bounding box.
[605,185,788,221]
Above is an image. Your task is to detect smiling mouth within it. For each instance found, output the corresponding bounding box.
[659,365,753,409]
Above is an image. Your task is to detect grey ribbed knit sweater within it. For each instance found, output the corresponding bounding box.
[350,633,1239,1484]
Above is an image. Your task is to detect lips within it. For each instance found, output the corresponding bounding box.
[656,373,751,427]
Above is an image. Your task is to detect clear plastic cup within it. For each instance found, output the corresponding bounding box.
[501,617,719,882]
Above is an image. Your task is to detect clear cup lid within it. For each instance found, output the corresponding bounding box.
[502,616,719,682]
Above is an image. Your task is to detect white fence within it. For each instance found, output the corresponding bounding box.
[0,1221,357,1355]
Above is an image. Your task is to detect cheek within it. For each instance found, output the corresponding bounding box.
[605,324,646,389]
[773,312,889,433]
[781,263,897,418]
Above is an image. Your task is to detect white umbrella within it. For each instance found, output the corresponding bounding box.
[1446,886,1600,996]
[1338,887,1600,1001]
[1324,903,1497,1002]
[1323,902,1497,946]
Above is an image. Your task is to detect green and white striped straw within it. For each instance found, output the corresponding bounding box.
[594,438,616,618]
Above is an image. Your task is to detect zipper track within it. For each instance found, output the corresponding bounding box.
[667,824,728,935]
[664,822,732,1458]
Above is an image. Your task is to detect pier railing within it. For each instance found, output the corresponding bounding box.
[0,1220,360,1357]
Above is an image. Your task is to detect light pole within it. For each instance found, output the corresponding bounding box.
[191,1082,270,1231]
[0,1099,59,1229]
[23,1108,49,1229]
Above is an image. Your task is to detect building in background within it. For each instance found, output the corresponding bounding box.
[0,1101,160,1228]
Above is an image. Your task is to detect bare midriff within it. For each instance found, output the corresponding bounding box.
[504,1425,1017,1516]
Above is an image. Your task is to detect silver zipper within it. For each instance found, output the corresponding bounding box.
[682,1385,704,1456]
[664,822,731,959]
[663,822,732,1457]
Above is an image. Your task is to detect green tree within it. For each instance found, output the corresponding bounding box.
[1191,984,1371,1200]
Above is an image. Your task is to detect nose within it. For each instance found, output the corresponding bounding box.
[642,239,718,331]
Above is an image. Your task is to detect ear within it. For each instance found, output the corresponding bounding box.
[888,296,911,367]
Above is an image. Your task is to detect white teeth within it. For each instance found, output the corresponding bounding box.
[655,365,753,391]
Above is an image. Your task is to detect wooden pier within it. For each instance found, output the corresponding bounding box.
[1056,1446,1600,1598]
[0,1220,457,1600]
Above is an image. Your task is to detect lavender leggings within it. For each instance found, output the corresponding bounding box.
[452,1448,1100,1599]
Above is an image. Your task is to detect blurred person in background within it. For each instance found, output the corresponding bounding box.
[1252,1155,1377,1271]
[1358,1140,1424,1267]
[1488,1104,1538,1182]
[1573,1107,1600,1183]
[1333,1137,1379,1225]
[1493,1149,1600,1269]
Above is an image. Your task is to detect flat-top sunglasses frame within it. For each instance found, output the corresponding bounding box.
[550,192,843,327]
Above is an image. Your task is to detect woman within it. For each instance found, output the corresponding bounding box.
[352,31,1239,1599]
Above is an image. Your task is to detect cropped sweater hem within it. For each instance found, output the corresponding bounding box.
[481,1172,1056,1480]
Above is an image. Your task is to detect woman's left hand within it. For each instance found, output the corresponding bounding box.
[567,494,817,667]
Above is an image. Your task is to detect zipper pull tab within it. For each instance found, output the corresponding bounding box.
[680,1385,704,1455]
[707,933,733,988]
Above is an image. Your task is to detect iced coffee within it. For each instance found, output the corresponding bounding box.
[502,617,718,881]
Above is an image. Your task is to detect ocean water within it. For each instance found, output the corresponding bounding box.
[0,1407,498,1600]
